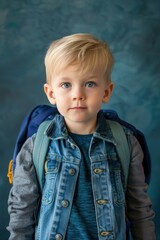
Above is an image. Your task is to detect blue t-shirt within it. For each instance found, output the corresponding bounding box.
[65,132,98,239]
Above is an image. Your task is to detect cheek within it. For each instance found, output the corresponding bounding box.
[89,98,103,109]
[54,89,69,98]
[54,95,69,107]
[90,91,104,101]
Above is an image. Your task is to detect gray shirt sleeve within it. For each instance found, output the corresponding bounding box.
[126,134,156,239]
[7,135,40,240]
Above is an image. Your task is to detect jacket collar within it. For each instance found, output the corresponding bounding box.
[94,111,117,145]
[45,111,117,145]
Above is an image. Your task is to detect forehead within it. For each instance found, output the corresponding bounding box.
[52,64,103,80]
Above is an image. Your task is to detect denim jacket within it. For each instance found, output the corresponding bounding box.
[8,113,156,240]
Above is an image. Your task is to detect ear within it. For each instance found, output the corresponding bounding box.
[44,83,56,105]
[102,82,114,103]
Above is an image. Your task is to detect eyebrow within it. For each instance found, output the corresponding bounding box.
[59,75,98,81]
[59,77,71,81]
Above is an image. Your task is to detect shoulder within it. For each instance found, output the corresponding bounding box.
[123,126,143,155]
[13,134,37,181]
[18,134,36,157]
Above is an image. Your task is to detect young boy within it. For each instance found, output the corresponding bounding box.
[8,33,156,239]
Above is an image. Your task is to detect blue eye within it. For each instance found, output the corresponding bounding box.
[85,81,96,88]
[61,82,71,88]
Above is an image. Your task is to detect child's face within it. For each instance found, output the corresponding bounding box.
[44,65,113,134]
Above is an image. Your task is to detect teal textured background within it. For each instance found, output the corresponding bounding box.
[0,0,160,239]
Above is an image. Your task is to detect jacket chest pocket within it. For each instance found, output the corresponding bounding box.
[41,154,61,205]
[108,154,125,206]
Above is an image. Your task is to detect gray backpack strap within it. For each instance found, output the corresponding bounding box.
[33,120,52,191]
[107,120,130,190]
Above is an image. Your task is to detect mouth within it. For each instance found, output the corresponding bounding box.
[70,107,87,110]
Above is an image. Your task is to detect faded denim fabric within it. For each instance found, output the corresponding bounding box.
[35,113,126,239]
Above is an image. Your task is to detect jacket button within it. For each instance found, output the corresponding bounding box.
[61,200,69,208]
[69,168,76,175]
[94,168,105,174]
[97,199,108,205]
[55,233,63,240]
[100,231,112,237]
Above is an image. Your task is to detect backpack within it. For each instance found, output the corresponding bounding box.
[7,104,151,191]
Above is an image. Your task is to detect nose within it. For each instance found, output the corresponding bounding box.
[72,86,85,101]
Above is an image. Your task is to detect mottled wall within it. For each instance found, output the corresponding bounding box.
[0,0,160,239]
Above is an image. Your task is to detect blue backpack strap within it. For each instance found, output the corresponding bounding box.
[33,120,52,191]
[107,120,130,190]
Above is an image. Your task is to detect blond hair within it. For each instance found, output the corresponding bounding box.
[45,33,114,83]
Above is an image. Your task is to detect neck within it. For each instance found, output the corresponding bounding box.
[65,119,97,135]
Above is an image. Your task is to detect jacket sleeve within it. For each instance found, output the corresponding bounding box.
[126,134,156,240]
[7,135,40,240]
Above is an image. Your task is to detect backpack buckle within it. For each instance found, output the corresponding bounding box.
[7,160,13,184]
